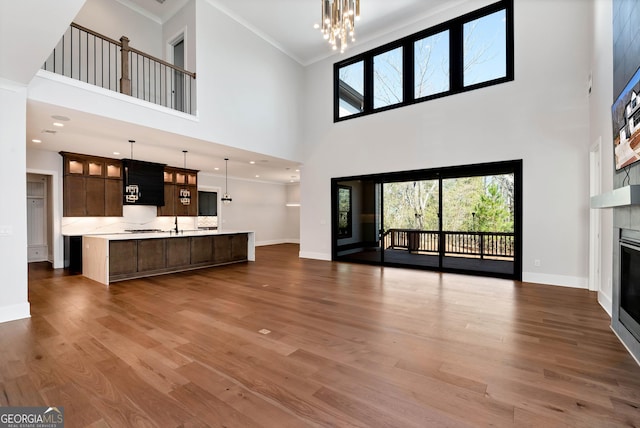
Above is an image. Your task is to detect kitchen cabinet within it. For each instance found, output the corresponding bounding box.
[109,240,137,276]
[166,237,190,268]
[230,234,249,261]
[158,166,199,217]
[61,152,123,217]
[191,236,213,264]
[137,239,166,272]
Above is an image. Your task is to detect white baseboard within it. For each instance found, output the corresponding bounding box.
[521,272,588,289]
[0,302,31,324]
[598,291,613,318]
[255,239,300,247]
[299,251,332,261]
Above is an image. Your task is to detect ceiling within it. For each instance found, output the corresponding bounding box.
[27,0,465,183]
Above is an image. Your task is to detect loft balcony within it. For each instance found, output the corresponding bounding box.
[42,23,196,115]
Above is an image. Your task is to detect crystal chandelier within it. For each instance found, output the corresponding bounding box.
[314,0,361,53]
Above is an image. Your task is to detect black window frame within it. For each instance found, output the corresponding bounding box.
[334,0,514,122]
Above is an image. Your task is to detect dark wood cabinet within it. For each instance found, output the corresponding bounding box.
[61,152,122,217]
[213,235,231,263]
[107,233,249,282]
[158,184,176,216]
[109,240,137,276]
[105,179,123,217]
[63,175,86,217]
[231,234,249,261]
[86,177,106,216]
[191,236,213,264]
[137,239,166,272]
[158,167,198,217]
[166,237,190,268]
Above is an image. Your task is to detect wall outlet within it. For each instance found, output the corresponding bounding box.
[534,259,541,267]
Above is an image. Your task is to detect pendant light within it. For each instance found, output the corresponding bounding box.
[179,150,191,206]
[124,139,140,203]
[221,158,232,204]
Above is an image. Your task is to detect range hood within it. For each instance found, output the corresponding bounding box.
[122,159,166,206]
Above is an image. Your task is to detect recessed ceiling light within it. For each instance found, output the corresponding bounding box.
[113,151,120,155]
[32,139,42,144]
[52,122,64,127]
[295,169,300,172]
[255,175,260,178]
[51,115,70,121]
[214,167,219,171]
[249,161,256,164]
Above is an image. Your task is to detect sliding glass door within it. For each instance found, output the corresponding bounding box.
[333,178,383,264]
[332,160,521,280]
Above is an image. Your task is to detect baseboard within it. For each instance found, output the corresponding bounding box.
[255,239,300,247]
[299,251,332,261]
[0,302,31,324]
[598,291,613,318]
[521,272,588,289]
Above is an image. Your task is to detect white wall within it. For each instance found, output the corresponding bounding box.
[194,0,303,160]
[74,0,163,58]
[163,1,196,72]
[0,81,30,322]
[26,149,64,268]
[198,174,298,245]
[299,0,593,287]
[590,0,614,313]
[1,0,86,323]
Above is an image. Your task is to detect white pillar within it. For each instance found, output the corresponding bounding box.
[0,79,30,323]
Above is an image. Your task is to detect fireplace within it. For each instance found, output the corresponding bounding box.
[620,233,640,342]
[614,228,640,362]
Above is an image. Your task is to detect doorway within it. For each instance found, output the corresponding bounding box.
[332,160,522,280]
[173,38,185,112]
[26,173,51,263]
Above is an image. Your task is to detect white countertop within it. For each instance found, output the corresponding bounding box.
[84,230,253,241]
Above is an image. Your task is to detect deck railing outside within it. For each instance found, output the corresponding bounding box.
[384,229,515,260]
[42,23,196,114]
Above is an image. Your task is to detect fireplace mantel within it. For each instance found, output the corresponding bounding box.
[590,185,640,208]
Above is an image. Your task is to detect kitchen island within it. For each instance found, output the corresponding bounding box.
[82,230,255,285]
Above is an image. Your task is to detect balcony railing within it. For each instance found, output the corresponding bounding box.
[384,229,515,260]
[42,23,196,114]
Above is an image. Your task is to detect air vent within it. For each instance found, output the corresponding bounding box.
[42,129,57,134]
[155,0,166,3]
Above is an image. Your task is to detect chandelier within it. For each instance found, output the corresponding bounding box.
[221,158,232,204]
[314,0,361,53]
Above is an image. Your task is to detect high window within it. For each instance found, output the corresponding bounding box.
[334,0,513,121]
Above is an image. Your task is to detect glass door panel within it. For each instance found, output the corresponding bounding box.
[441,174,515,276]
[334,178,382,264]
[382,180,440,268]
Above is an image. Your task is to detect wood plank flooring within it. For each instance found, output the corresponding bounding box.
[2,243,640,427]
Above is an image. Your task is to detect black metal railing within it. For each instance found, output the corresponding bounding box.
[42,23,196,114]
[384,229,514,260]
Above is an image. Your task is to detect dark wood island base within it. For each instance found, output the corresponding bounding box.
[82,231,254,285]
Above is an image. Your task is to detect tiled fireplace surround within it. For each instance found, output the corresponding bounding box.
[612,177,640,363]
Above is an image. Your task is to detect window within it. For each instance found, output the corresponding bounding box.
[415,30,450,98]
[374,47,404,109]
[334,0,513,121]
[463,9,507,87]
[338,60,364,118]
[337,185,352,238]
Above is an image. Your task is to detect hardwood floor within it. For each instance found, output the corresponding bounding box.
[3,244,640,427]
